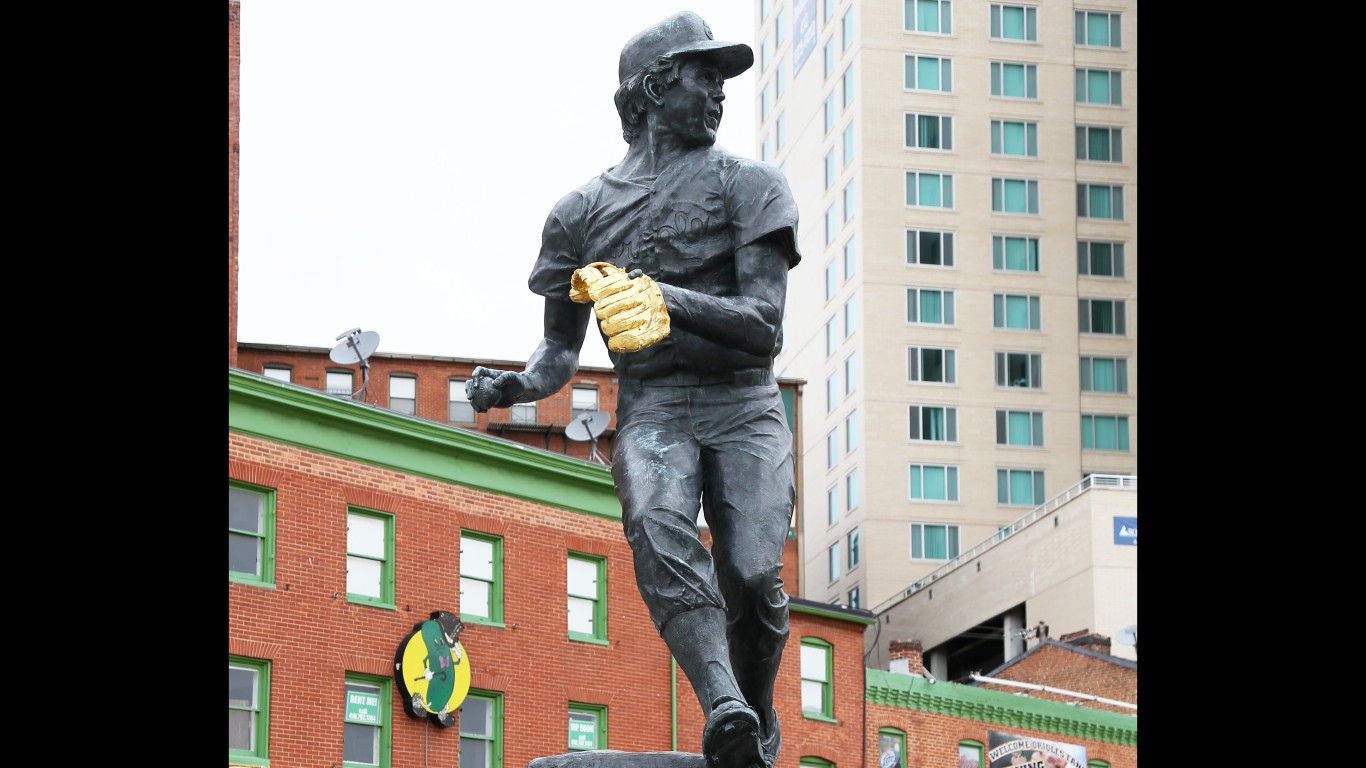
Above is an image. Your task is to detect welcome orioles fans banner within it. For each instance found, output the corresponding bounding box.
[987,731,1087,768]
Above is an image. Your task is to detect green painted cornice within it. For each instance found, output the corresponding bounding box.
[790,602,877,625]
[865,669,1137,747]
[228,369,621,519]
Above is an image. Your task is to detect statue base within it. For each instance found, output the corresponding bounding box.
[529,751,705,768]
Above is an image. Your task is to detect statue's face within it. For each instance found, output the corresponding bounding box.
[658,58,725,147]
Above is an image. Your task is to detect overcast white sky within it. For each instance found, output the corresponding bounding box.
[238,1,761,370]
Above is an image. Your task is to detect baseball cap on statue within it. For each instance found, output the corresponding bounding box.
[618,10,755,85]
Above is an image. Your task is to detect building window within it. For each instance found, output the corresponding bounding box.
[776,57,787,99]
[825,204,837,244]
[327,370,354,397]
[827,544,840,582]
[959,739,985,768]
[229,657,270,764]
[1078,241,1125,277]
[909,464,959,501]
[761,82,772,122]
[824,148,836,189]
[993,293,1042,331]
[825,261,837,301]
[343,675,390,768]
[229,482,275,587]
[995,352,1042,388]
[906,229,954,267]
[845,409,858,453]
[826,373,837,412]
[776,111,787,149]
[841,9,854,52]
[802,759,835,768]
[800,638,834,719]
[1076,10,1121,47]
[567,553,606,643]
[841,65,855,107]
[509,402,537,424]
[904,54,952,92]
[844,352,858,395]
[1077,183,1124,220]
[991,119,1037,157]
[1080,356,1128,394]
[388,375,416,415]
[878,728,907,768]
[761,133,773,162]
[843,297,856,337]
[460,531,503,625]
[824,38,835,79]
[908,405,957,442]
[990,61,1038,99]
[776,8,787,47]
[843,238,857,280]
[262,365,291,383]
[842,181,856,222]
[847,586,860,609]
[1077,125,1122,163]
[846,468,859,511]
[827,485,839,525]
[842,122,855,166]
[1082,414,1131,451]
[823,0,835,24]
[1079,298,1127,335]
[911,523,960,560]
[347,509,394,608]
[449,379,476,423]
[848,528,860,568]
[459,691,503,768]
[998,468,1045,505]
[1076,68,1122,105]
[761,34,773,71]
[992,177,1039,215]
[571,386,599,418]
[568,703,606,752]
[905,112,953,151]
[996,410,1044,447]
[826,429,838,468]
[825,318,837,357]
[907,288,955,325]
[908,346,957,384]
[905,171,954,209]
[824,92,836,133]
[905,0,951,34]
[993,235,1039,272]
[990,3,1036,41]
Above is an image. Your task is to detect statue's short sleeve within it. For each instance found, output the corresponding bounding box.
[527,188,591,299]
[726,160,802,269]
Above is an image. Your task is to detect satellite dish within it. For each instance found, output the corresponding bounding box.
[1116,624,1137,646]
[328,328,380,403]
[566,411,611,466]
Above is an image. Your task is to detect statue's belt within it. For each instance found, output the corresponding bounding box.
[634,368,773,388]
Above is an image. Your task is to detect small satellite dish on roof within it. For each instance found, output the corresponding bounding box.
[1116,624,1137,649]
[566,410,611,466]
[329,328,380,403]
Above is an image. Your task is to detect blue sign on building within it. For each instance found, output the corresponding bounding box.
[1113,517,1137,546]
[793,0,817,75]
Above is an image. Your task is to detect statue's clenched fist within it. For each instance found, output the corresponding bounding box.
[465,366,527,413]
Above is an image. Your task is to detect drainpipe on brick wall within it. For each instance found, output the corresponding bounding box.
[967,673,1136,711]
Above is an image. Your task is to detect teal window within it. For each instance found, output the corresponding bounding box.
[459,691,503,768]
[800,638,834,718]
[1076,68,1122,105]
[907,288,955,325]
[229,482,275,587]
[1077,125,1123,162]
[846,468,859,510]
[343,675,390,768]
[824,38,835,79]
[906,229,954,266]
[827,544,840,582]
[824,149,836,189]
[1075,10,1121,47]
[825,204,837,244]
[993,293,1042,330]
[827,485,839,525]
[825,318,837,357]
[825,373,837,412]
[1078,241,1125,277]
[229,657,270,765]
[841,9,854,51]
[567,553,606,642]
[346,509,394,608]
[826,429,838,468]
[847,586,860,608]
[990,4,1036,41]
[1079,298,1126,335]
[908,346,957,384]
[998,468,1045,505]
[843,297,855,336]
[843,237,856,280]
[911,523,960,560]
[906,171,954,209]
[842,122,855,165]
[909,464,959,501]
[905,112,953,150]
[993,235,1040,272]
[878,728,907,768]
[1078,183,1124,220]
[449,379,476,423]
[995,351,1042,388]
[996,410,1044,447]
[992,177,1039,215]
[842,65,855,106]
[842,181,856,222]
[761,34,773,71]
[905,0,951,34]
[1080,356,1128,394]
[823,0,834,24]
[904,54,952,92]
[909,405,957,442]
[776,8,787,48]
[990,61,1037,99]
[388,374,416,415]
[1082,414,1131,451]
[460,531,503,625]
[568,703,606,752]
[844,352,858,394]
[848,528,860,568]
[959,740,985,768]
[824,92,835,133]
[991,119,1037,157]
[824,261,837,301]
[845,409,858,453]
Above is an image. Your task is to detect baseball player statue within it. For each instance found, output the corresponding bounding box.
[467,11,799,768]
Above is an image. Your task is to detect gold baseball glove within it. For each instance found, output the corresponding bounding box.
[569,262,671,353]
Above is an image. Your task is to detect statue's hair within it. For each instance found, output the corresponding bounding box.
[613,55,686,144]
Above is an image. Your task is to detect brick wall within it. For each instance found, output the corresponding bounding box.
[977,640,1137,716]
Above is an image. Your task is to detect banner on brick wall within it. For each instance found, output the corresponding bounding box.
[987,731,1086,768]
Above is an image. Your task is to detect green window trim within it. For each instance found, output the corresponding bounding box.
[460,690,504,768]
[568,552,608,644]
[229,481,276,588]
[800,637,835,720]
[460,531,505,626]
[801,758,835,768]
[568,702,608,752]
[959,739,985,768]
[346,508,395,609]
[229,656,271,766]
[878,727,907,768]
[343,674,391,768]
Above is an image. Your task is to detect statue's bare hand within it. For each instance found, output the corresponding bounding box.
[466,366,527,413]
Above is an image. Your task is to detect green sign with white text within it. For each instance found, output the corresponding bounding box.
[346,691,381,725]
[568,714,597,749]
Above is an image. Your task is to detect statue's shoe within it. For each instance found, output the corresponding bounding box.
[703,699,764,768]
